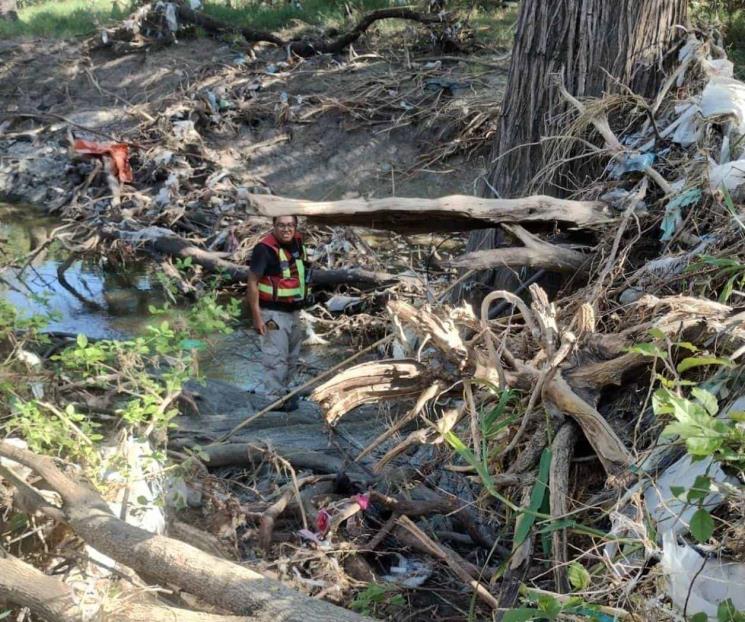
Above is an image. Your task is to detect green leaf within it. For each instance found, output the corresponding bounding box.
[503,609,541,622]
[687,475,711,503]
[670,485,686,499]
[677,356,734,373]
[628,342,667,359]
[513,448,551,550]
[567,561,591,591]
[717,598,745,622]
[690,613,709,622]
[692,387,719,416]
[76,333,88,348]
[690,507,715,543]
[648,327,667,340]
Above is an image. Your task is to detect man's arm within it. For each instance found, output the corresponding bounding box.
[246,272,265,335]
[246,246,268,335]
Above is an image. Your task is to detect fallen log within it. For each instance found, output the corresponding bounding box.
[0,441,371,622]
[174,2,446,58]
[246,193,615,232]
[0,553,257,622]
[446,225,590,273]
[108,226,414,288]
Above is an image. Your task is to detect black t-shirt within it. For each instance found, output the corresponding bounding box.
[250,238,307,311]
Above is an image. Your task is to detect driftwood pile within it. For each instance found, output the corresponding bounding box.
[3,13,745,622]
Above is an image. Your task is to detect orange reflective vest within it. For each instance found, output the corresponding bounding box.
[256,232,309,305]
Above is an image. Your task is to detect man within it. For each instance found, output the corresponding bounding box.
[246,215,310,410]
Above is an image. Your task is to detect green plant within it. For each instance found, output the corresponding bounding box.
[2,272,240,467]
[689,255,745,303]
[628,330,744,544]
[503,590,612,622]
[692,599,745,622]
[5,400,103,464]
[349,583,405,617]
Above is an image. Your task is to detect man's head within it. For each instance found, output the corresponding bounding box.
[272,215,298,245]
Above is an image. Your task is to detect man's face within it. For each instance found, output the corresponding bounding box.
[273,216,296,244]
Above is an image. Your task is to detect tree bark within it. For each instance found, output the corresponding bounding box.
[0,553,259,622]
[246,193,613,232]
[463,0,688,302]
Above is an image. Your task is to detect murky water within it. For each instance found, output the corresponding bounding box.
[0,203,337,390]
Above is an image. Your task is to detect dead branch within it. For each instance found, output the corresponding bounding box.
[174,3,446,58]
[0,552,261,622]
[109,226,412,288]
[549,422,578,593]
[246,193,615,232]
[395,516,499,610]
[312,359,434,425]
[447,225,590,273]
[542,373,633,475]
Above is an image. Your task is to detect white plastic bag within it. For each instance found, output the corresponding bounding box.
[662,531,745,620]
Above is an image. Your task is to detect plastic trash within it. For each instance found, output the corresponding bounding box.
[382,554,433,588]
[662,531,745,620]
[660,188,701,241]
[163,2,178,32]
[670,103,701,146]
[325,295,362,313]
[73,138,133,183]
[709,159,745,194]
[644,454,734,536]
[172,119,200,143]
[701,77,745,135]
[609,152,655,178]
[424,78,467,95]
[87,437,166,573]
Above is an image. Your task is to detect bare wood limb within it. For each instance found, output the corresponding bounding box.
[218,334,394,441]
[355,380,446,462]
[246,193,614,232]
[549,422,578,594]
[542,373,633,475]
[109,227,410,289]
[554,77,623,151]
[174,2,446,58]
[396,516,499,610]
[447,225,589,273]
[312,358,434,425]
[0,552,262,622]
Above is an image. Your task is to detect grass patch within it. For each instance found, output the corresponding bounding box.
[1,0,518,48]
[202,0,394,34]
[0,0,134,38]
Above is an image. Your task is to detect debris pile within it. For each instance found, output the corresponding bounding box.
[2,13,745,622]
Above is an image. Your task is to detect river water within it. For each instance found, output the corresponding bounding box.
[0,202,331,391]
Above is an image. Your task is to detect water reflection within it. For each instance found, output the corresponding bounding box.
[0,203,159,339]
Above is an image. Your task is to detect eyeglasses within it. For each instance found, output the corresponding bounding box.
[275,223,296,230]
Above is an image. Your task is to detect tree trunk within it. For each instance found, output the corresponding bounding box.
[463,0,688,304]
[0,0,18,20]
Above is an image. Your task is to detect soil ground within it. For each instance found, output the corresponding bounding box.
[0,26,508,205]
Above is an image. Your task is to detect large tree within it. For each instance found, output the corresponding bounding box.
[463,0,688,304]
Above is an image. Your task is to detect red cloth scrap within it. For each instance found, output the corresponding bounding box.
[73,139,134,183]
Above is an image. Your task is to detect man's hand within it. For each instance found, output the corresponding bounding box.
[254,317,266,335]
